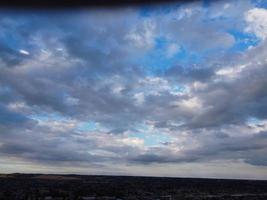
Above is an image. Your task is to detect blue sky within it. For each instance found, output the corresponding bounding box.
[0,0,267,179]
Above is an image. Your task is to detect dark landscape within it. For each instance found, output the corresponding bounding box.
[0,174,266,200]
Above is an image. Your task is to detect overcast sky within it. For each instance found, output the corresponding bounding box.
[0,0,267,179]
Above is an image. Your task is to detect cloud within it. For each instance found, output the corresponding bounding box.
[245,7,267,40]
[125,19,156,50]
[0,1,267,178]
[19,49,30,55]
[166,43,180,58]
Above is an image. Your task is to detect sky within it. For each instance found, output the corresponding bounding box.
[0,0,267,180]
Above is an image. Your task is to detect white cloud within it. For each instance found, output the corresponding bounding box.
[179,97,202,110]
[7,101,27,112]
[166,43,180,58]
[125,19,156,49]
[134,92,145,105]
[112,84,125,95]
[215,64,248,78]
[19,49,30,55]
[120,137,144,147]
[65,96,79,106]
[191,81,207,90]
[245,8,267,40]
[139,77,171,95]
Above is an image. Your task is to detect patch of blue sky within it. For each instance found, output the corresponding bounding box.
[154,36,166,49]
[0,113,26,124]
[0,30,33,55]
[247,116,263,125]
[252,0,267,8]
[172,85,188,94]
[136,37,204,75]
[29,112,68,122]
[128,122,171,146]
[30,112,104,133]
[129,132,171,146]
[228,30,260,52]
[155,37,204,64]
[30,113,99,132]
[176,47,204,66]
[77,121,98,132]
[1,33,20,49]
[0,105,28,124]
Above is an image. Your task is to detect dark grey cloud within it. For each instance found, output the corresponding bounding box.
[129,131,267,166]
[165,65,215,83]
[183,52,267,128]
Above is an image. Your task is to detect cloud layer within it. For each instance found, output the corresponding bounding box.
[0,0,267,179]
